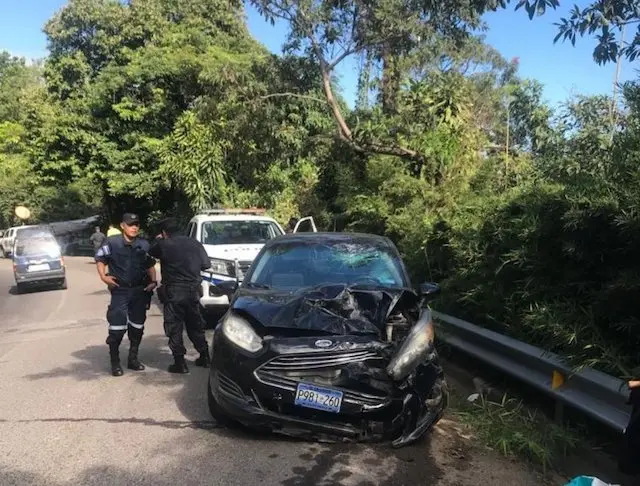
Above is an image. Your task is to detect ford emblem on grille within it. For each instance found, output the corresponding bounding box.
[314,339,333,348]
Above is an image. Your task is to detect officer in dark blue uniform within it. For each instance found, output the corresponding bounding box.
[95,213,158,376]
[149,217,211,374]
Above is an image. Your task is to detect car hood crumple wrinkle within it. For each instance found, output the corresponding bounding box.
[231,283,419,335]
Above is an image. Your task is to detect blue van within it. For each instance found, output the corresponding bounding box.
[12,232,67,293]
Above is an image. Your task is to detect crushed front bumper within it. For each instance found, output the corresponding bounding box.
[208,328,447,446]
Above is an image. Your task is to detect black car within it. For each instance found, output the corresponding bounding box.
[207,232,448,447]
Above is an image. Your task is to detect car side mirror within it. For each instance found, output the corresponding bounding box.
[216,280,239,293]
[419,282,441,300]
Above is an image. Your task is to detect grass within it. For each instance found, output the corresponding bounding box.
[453,391,581,474]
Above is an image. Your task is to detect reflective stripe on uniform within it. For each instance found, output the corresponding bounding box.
[127,319,144,329]
[108,325,127,331]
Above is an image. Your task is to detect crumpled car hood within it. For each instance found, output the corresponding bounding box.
[231,283,419,335]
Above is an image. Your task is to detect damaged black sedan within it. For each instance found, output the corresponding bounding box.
[206,232,448,447]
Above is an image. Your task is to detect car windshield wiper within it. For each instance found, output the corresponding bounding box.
[245,282,271,289]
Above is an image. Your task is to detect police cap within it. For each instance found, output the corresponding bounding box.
[122,213,141,225]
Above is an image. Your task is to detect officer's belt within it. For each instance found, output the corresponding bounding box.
[117,281,146,288]
[163,281,200,289]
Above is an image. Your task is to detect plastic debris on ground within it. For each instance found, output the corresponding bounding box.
[564,476,620,486]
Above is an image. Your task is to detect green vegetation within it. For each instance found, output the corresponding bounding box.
[1,0,639,377]
[455,393,580,472]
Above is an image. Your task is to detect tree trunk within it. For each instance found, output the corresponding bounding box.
[381,44,400,115]
[356,51,372,110]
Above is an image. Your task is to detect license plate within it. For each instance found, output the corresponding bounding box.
[294,383,343,413]
[28,264,50,272]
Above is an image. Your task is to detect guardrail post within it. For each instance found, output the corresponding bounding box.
[555,401,564,425]
[552,370,565,425]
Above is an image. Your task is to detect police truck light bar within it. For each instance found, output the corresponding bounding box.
[203,208,266,215]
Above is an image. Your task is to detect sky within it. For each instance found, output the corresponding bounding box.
[0,0,634,110]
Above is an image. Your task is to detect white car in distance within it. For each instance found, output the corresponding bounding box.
[185,208,316,313]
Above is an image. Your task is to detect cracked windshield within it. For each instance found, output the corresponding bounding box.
[1,1,639,485]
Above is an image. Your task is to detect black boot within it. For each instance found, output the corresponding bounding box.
[127,343,145,371]
[168,355,189,374]
[107,333,125,377]
[110,348,123,377]
[195,349,211,368]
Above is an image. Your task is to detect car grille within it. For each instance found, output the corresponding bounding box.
[230,260,252,280]
[261,350,383,371]
[255,349,390,408]
[217,372,245,400]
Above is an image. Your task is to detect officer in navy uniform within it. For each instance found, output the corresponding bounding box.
[149,217,211,374]
[95,213,158,376]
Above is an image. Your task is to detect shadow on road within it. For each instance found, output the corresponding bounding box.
[19,330,446,486]
[23,334,176,382]
[8,284,65,296]
[0,463,232,486]
[86,289,109,296]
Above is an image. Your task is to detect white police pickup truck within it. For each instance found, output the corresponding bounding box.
[185,208,316,312]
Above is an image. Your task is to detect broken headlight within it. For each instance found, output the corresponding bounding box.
[222,313,263,353]
[386,309,436,381]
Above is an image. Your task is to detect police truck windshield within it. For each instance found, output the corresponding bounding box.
[200,221,283,245]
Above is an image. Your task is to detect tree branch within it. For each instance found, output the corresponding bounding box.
[259,92,327,104]
[328,47,357,71]
[293,5,426,171]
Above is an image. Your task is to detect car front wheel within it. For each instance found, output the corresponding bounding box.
[207,380,232,426]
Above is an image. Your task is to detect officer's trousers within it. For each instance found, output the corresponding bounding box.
[162,284,208,357]
[105,286,149,352]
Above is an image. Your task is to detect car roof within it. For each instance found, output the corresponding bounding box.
[10,225,36,231]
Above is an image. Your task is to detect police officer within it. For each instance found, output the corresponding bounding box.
[95,213,157,376]
[286,216,298,234]
[149,217,211,374]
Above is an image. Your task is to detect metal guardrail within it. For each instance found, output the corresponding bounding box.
[432,311,631,433]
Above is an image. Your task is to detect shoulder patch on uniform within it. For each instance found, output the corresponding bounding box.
[96,244,110,257]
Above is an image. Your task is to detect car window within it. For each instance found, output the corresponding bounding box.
[200,220,283,245]
[187,222,196,238]
[249,240,408,289]
[14,237,61,258]
[16,227,53,239]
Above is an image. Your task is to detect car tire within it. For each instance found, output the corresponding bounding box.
[207,380,232,426]
[15,283,25,294]
[59,278,68,290]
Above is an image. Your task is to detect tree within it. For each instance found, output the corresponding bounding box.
[555,1,640,64]
[250,0,559,168]
[37,0,257,218]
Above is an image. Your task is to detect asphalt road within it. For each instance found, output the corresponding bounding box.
[0,257,552,486]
